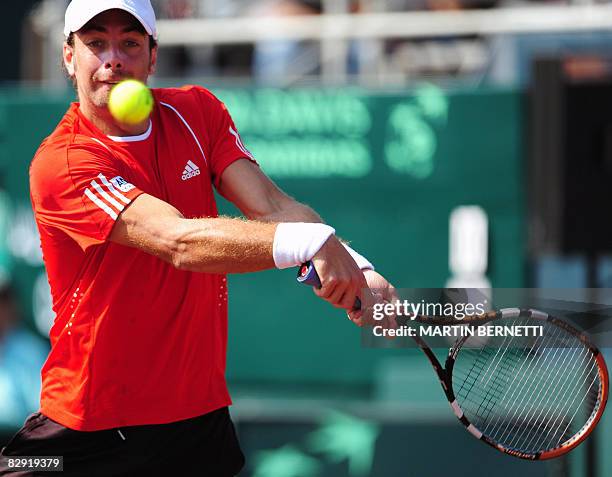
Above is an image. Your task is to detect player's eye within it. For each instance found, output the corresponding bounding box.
[124,40,140,48]
[87,40,103,48]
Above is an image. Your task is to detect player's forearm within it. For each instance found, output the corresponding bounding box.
[256,200,323,224]
[256,201,360,249]
[170,217,276,273]
[257,200,374,271]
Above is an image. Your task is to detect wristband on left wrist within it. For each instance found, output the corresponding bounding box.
[342,243,374,271]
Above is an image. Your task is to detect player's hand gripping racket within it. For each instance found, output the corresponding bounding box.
[297,261,609,460]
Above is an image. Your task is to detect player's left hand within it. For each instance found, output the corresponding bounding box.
[363,269,398,303]
[348,270,398,328]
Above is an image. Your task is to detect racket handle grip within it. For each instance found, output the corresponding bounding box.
[297,261,362,310]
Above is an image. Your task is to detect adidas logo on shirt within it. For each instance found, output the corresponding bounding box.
[182,160,201,181]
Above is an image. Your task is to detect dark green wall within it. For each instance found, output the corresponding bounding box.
[0,2,38,82]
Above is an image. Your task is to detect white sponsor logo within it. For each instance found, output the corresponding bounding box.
[84,173,133,221]
[110,176,136,193]
[182,160,201,181]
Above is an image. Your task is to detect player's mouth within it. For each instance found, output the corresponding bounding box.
[97,77,126,86]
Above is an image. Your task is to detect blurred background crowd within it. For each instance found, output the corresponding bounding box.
[6,0,612,88]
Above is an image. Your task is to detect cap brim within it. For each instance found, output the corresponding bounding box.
[64,4,156,39]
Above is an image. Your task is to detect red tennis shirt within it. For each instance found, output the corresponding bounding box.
[30,85,255,431]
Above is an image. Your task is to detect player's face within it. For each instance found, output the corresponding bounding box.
[63,9,157,110]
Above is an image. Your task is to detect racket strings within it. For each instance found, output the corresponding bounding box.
[458,336,523,421]
[492,328,581,446]
[454,359,515,419]
[487,333,592,450]
[544,361,601,450]
[517,347,596,451]
[510,337,600,451]
[455,331,532,425]
[499,345,590,450]
[475,321,572,442]
[461,352,520,423]
[496,340,596,451]
[451,317,603,454]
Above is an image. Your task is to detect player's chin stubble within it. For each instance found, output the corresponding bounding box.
[69,63,109,108]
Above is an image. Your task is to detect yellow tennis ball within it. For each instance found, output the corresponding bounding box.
[108,80,154,125]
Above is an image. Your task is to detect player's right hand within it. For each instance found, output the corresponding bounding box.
[311,236,367,312]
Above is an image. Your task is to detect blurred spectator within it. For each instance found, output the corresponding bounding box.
[249,0,498,84]
[153,0,254,79]
[0,279,48,434]
[251,0,370,85]
[251,0,323,85]
[161,0,195,18]
[151,0,195,78]
[487,31,612,86]
[386,0,497,80]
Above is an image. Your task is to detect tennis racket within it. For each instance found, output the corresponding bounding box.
[297,261,609,460]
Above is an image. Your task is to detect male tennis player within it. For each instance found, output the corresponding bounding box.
[0,1,396,475]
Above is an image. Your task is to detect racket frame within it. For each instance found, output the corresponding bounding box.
[413,308,609,460]
[296,262,609,460]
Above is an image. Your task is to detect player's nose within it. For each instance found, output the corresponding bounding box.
[102,46,124,71]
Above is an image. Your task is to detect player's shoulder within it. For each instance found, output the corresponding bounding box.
[32,110,112,184]
[35,104,97,158]
[33,133,109,171]
[153,84,224,113]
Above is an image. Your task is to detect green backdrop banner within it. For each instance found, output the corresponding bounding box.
[0,86,525,387]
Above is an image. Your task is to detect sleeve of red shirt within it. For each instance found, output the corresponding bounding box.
[30,141,144,251]
[192,87,258,189]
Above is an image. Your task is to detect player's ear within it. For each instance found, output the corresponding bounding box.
[63,42,75,77]
[148,44,158,76]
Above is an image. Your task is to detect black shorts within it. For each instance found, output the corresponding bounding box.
[0,407,244,477]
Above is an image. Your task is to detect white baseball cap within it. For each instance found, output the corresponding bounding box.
[64,0,158,40]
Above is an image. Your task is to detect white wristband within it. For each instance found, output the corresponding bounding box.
[273,223,336,269]
[343,244,375,271]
